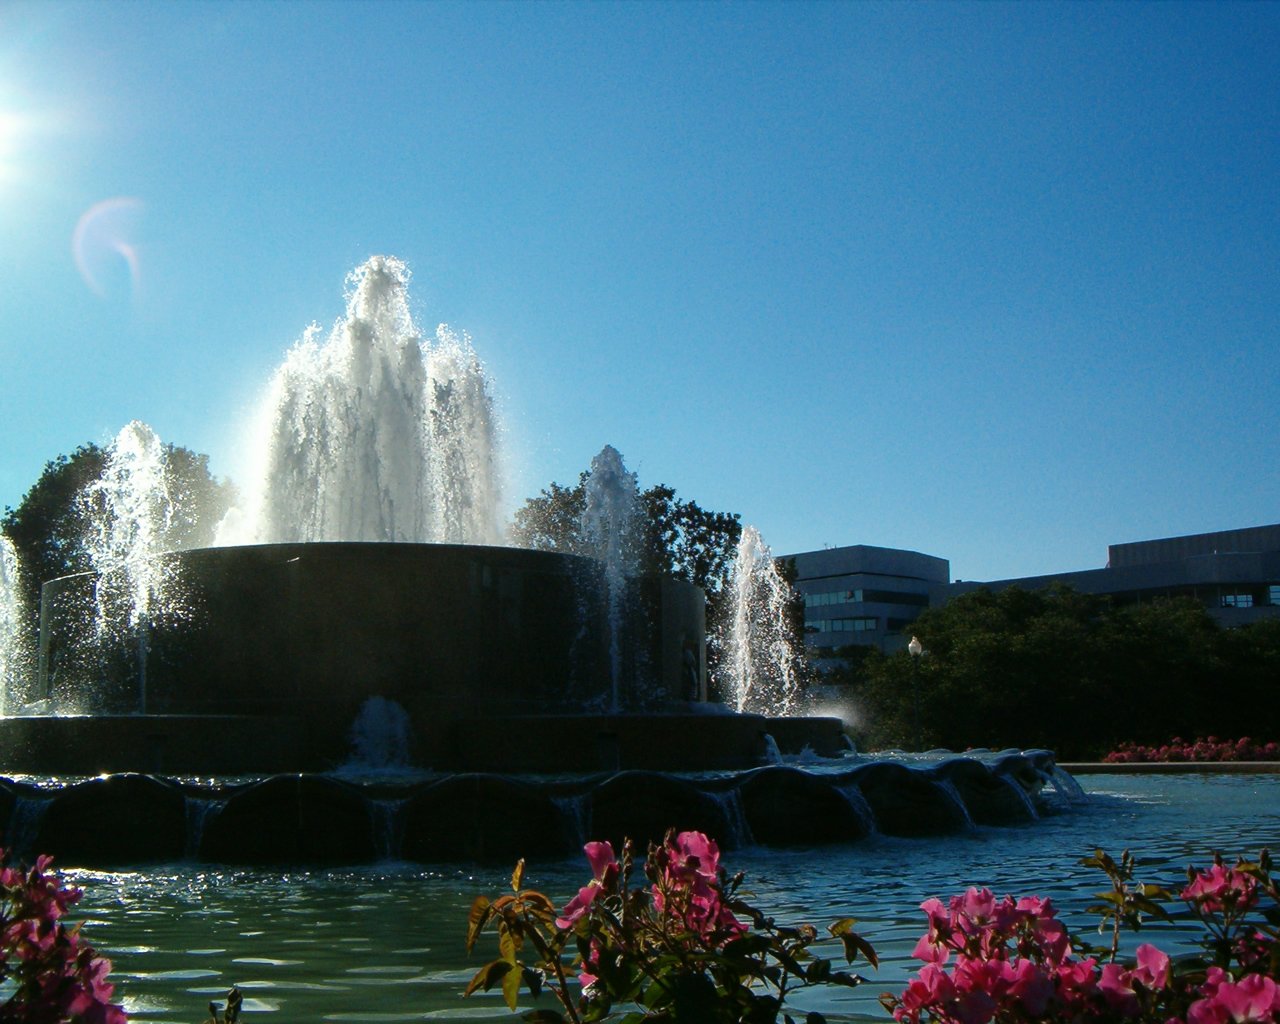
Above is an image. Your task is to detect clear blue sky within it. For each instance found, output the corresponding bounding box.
[1,1,1276,582]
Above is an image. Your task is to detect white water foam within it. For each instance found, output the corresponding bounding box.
[218,257,502,546]
[79,421,187,642]
[580,445,640,710]
[0,536,22,715]
[718,526,803,716]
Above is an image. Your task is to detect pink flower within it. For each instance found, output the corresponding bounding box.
[1189,973,1280,1024]
[1132,943,1171,991]
[650,831,744,942]
[1099,962,1142,1016]
[1005,958,1054,1017]
[896,962,958,1022]
[1183,864,1259,914]
[556,841,619,930]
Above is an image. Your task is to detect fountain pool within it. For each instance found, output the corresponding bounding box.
[58,772,1280,1023]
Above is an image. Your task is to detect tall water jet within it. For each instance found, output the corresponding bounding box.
[720,526,803,716]
[78,421,190,712]
[580,446,640,710]
[80,422,182,640]
[0,536,22,715]
[220,256,501,545]
[427,326,502,544]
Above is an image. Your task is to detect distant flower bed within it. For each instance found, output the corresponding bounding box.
[1104,737,1280,763]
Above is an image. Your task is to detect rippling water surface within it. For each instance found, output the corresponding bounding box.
[66,773,1280,1023]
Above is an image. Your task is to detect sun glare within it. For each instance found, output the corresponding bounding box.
[0,110,20,181]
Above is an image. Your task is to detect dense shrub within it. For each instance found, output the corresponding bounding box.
[1104,736,1280,763]
[468,835,1280,1024]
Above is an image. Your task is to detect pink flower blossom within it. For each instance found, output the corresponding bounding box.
[1189,972,1280,1024]
[1183,864,1260,914]
[556,841,619,930]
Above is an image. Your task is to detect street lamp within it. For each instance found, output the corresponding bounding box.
[907,635,923,751]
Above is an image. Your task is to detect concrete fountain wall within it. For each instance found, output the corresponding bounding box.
[7,541,847,775]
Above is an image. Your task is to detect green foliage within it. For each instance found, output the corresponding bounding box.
[511,477,743,687]
[1,444,106,617]
[844,585,1280,759]
[512,477,589,555]
[511,477,741,595]
[1,441,236,638]
[1080,848,1173,959]
[466,833,871,1024]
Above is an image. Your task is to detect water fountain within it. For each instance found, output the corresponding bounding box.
[216,257,501,547]
[0,256,1079,865]
[719,525,804,716]
[580,444,641,710]
[0,536,21,717]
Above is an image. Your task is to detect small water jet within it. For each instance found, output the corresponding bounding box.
[0,537,22,716]
[719,525,804,716]
[80,421,183,642]
[580,445,641,710]
[342,696,415,774]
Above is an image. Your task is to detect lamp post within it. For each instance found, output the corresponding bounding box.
[908,635,923,751]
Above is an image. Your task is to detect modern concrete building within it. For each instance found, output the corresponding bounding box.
[782,544,949,654]
[950,523,1280,629]
[787,523,1280,656]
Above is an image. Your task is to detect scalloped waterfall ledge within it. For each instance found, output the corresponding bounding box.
[0,750,1081,867]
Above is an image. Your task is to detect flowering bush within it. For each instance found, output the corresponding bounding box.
[465,829,875,1023]
[0,848,126,1024]
[1104,736,1280,763]
[884,848,1280,1024]
[468,837,1280,1024]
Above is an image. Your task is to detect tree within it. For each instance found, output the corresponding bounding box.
[1,442,236,634]
[848,584,1279,760]
[511,478,742,598]
[2,445,107,622]
[510,478,588,554]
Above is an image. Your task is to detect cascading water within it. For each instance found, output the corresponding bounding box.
[218,256,502,546]
[0,536,22,715]
[720,525,803,716]
[579,445,640,710]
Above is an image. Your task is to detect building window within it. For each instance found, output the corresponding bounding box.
[1270,585,1280,606]
[861,588,930,607]
[805,617,878,633]
[803,589,861,608]
[1222,592,1254,608]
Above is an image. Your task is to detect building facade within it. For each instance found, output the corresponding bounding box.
[787,523,1280,656]
[783,544,949,655]
[950,523,1280,629]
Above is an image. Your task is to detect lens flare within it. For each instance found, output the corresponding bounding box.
[72,196,144,299]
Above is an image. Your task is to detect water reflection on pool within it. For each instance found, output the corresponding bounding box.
[68,773,1280,1023]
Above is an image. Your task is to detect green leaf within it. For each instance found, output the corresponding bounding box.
[500,926,520,962]
[828,918,879,968]
[466,896,491,953]
[499,962,519,1013]
[723,933,772,959]
[502,960,522,1010]
[464,958,512,998]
